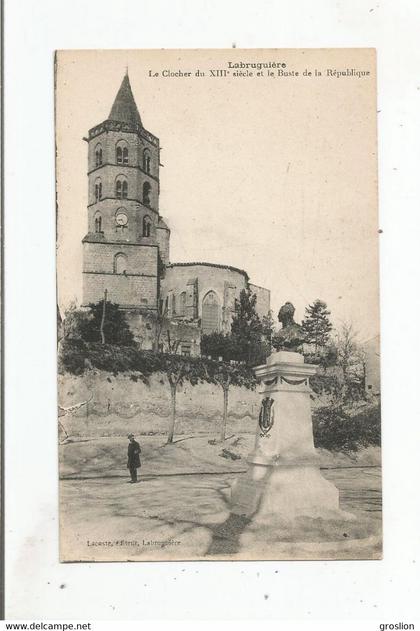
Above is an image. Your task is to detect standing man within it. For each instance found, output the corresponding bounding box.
[127,433,141,483]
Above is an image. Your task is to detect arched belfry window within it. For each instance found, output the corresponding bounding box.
[202,291,220,334]
[116,141,129,165]
[143,215,152,237]
[94,212,102,233]
[143,181,151,206]
[114,252,128,274]
[95,145,103,167]
[116,176,128,199]
[95,178,102,202]
[143,149,151,173]
[179,292,187,317]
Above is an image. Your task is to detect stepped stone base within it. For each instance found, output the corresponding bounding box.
[231,463,354,524]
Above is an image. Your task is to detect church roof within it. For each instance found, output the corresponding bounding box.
[157,216,170,230]
[109,74,142,127]
[167,261,249,281]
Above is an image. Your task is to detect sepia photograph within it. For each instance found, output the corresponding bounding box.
[56,48,381,562]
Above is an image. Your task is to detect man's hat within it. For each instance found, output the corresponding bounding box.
[127,433,134,439]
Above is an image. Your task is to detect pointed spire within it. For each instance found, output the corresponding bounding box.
[109,74,142,127]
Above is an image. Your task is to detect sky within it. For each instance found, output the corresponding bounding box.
[56,49,379,341]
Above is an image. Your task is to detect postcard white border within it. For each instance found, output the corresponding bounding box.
[4,0,420,621]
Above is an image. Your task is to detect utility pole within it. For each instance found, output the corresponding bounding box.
[100,289,107,344]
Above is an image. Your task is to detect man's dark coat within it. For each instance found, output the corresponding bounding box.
[127,440,141,469]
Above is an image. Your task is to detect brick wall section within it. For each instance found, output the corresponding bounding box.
[156,223,170,265]
[249,283,271,318]
[83,242,158,308]
[83,241,157,275]
[83,273,157,308]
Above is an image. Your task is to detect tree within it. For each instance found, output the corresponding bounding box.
[230,289,267,366]
[261,310,275,345]
[335,322,365,400]
[61,302,91,341]
[208,360,255,443]
[159,353,256,445]
[162,354,189,444]
[301,299,333,351]
[78,299,135,347]
[216,371,231,443]
[151,298,168,352]
[304,341,338,370]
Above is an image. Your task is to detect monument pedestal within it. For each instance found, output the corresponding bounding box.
[231,351,353,524]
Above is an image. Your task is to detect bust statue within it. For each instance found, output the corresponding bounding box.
[272,302,306,352]
[278,302,296,328]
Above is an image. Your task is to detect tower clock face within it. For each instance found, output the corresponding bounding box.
[115,213,128,226]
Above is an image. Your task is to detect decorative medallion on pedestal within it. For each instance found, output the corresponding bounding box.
[258,397,275,438]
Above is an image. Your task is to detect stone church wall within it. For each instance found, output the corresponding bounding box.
[83,242,158,308]
[161,264,270,332]
[156,222,170,265]
[83,241,158,275]
[161,263,248,329]
[249,283,271,318]
[83,273,157,310]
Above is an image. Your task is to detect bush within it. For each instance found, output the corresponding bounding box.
[79,300,135,346]
[201,333,234,361]
[309,373,341,397]
[59,338,88,375]
[313,403,381,452]
[58,339,256,388]
[304,344,338,369]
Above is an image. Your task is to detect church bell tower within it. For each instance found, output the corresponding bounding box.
[82,73,170,311]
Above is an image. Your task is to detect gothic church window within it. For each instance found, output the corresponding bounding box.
[143,149,151,173]
[171,294,176,316]
[179,292,187,316]
[114,252,128,274]
[202,291,220,334]
[95,145,103,167]
[116,142,129,165]
[116,177,128,199]
[143,215,152,237]
[143,181,151,206]
[95,179,102,202]
[94,213,102,233]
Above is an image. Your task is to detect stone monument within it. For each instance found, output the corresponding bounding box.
[231,303,352,525]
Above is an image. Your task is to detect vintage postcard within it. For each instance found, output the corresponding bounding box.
[56,49,381,562]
